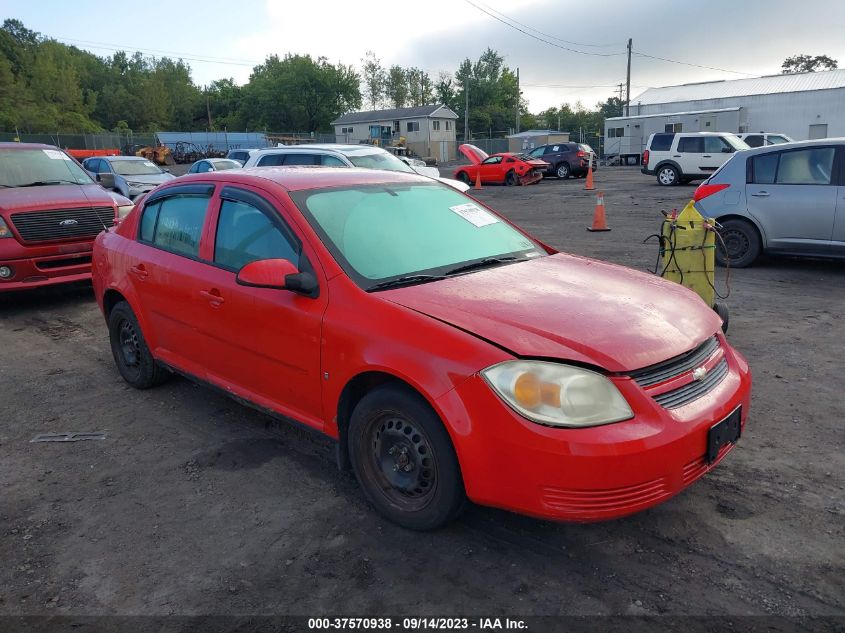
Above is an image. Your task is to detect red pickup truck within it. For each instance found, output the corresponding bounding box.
[0,142,134,292]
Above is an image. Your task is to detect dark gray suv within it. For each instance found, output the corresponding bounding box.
[527,143,597,179]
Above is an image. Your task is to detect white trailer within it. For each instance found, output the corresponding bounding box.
[603,107,743,164]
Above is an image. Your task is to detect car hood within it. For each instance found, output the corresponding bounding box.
[120,173,174,185]
[381,254,721,372]
[458,144,489,165]
[437,176,470,192]
[0,183,118,213]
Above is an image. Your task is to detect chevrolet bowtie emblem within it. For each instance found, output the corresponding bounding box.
[692,366,708,381]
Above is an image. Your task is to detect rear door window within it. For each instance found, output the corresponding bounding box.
[678,137,704,153]
[751,153,779,184]
[744,135,764,148]
[650,134,674,151]
[141,195,211,258]
[281,154,318,166]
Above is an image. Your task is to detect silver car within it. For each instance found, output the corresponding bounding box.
[82,156,176,200]
[694,138,845,267]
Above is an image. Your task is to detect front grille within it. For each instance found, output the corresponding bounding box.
[630,337,719,387]
[35,255,92,270]
[653,358,729,409]
[10,207,114,243]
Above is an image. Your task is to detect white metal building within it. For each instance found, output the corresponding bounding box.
[603,69,845,161]
[331,105,459,162]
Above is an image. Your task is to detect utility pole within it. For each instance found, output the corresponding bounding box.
[626,38,632,117]
[464,80,469,141]
[206,93,213,131]
[515,67,520,133]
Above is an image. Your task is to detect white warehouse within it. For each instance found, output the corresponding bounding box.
[604,69,845,162]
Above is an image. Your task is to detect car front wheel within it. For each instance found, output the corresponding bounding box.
[716,219,761,268]
[108,301,170,389]
[348,384,466,530]
[457,171,472,185]
[505,170,518,186]
[657,165,679,186]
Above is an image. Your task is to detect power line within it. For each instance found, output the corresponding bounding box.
[470,0,624,49]
[53,36,262,67]
[632,50,757,77]
[463,0,626,57]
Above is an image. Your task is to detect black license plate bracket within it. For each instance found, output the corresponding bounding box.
[706,407,741,463]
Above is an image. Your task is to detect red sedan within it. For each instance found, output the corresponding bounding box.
[454,144,549,186]
[92,167,751,530]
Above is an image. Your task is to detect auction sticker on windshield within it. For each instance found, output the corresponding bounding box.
[43,149,71,160]
[449,203,499,227]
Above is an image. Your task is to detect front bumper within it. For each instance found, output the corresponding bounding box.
[518,170,545,186]
[436,339,751,522]
[0,241,94,292]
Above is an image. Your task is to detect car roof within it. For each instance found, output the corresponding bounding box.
[732,137,845,155]
[0,142,58,150]
[101,155,147,161]
[256,144,387,156]
[171,166,433,192]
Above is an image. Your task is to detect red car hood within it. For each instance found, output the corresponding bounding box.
[0,184,118,214]
[458,144,489,165]
[382,254,722,372]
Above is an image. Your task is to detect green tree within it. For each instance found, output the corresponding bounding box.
[782,54,838,73]
[385,65,408,108]
[361,51,385,109]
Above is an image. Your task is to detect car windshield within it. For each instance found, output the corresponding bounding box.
[213,160,241,170]
[110,160,163,176]
[293,183,544,289]
[722,135,749,151]
[0,148,93,187]
[345,151,415,173]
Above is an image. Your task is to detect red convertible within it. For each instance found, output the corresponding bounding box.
[454,144,549,186]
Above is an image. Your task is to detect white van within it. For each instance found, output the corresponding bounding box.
[641,132,749,186]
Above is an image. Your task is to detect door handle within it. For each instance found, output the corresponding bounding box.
[673,155,681,158]
[751,192,770,197]
[129,264,148,280]
[702,155,712,158]
[199,289,225,306]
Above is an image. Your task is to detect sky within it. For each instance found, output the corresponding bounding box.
[7,0,845,113]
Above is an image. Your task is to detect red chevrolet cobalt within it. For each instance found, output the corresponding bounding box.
[92,167,751,530]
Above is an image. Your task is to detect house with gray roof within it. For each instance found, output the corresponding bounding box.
[331,104,459,162]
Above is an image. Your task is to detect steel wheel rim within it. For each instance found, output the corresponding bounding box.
[365,414,437,511]
[721,228,749,259]
[659,168,675,185]
[118,319,141,369]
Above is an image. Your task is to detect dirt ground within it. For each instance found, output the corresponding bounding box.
[1,167,843,624]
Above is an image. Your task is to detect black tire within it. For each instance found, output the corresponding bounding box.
[348,384,466,530]
[108,301,170,389]
[504,170,518,186]
[714,302,729,333]
[457,171,472,185]
[656,164,679,186]
[716,219,761,268]
[555,162,570,179]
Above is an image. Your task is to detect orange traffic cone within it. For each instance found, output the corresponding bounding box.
[587,191,611,232]
[474,169,482,190]
[583,162,595,191]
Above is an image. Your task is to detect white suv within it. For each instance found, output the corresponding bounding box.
[641,132,749,186]
[735,133,794,148]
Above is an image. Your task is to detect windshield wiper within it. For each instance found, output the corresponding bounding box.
[443,256,520,276]
[367,274,447,292]
[16,180,77,187]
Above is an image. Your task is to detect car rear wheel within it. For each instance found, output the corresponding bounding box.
[657,165,679,186]
[108,301,170,389]
[716,219,761,268]
[348,384,466,530]
[555,162,570,179]
[457,171,472,185]
[505,170,518,186]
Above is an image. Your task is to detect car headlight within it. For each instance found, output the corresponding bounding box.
[482,360,633,428]
[126,181,149,188]
[117,204,134,219]
[0,217,11,238]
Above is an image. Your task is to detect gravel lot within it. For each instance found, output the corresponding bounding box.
[1,167,843,624]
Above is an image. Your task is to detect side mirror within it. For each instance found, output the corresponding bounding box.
[236,259,319,298]
[99,173,116,189]
[162,168,171,173]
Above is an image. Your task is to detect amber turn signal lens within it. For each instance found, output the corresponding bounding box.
[513,372,541,408]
